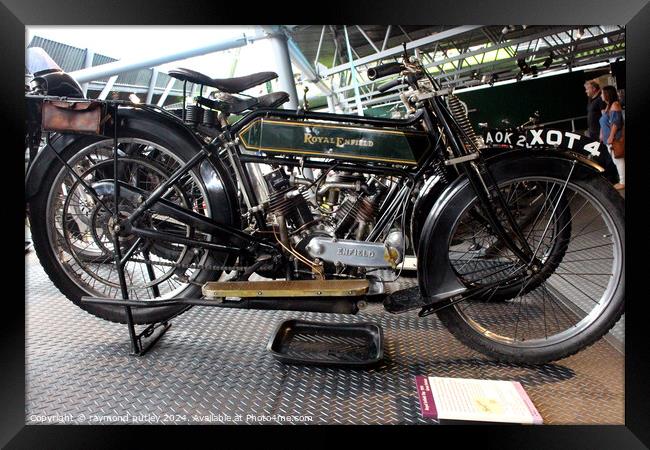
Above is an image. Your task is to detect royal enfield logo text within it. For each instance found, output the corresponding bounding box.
[304,133,374,148]
[336,247,376,258]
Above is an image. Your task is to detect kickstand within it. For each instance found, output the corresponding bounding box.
[107,102,173,357]
[124,304,190,356]
[127,320,172,356]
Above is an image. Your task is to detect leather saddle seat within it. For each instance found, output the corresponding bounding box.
[168,67,278,94]
[256,91,291,108]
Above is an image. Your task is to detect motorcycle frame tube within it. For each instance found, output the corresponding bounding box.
[129,226,244,254]
[365,183,412,242]
[113,145,277,254]
[237,154,414,178]
[228,107,426,136]
[123,147,209,223]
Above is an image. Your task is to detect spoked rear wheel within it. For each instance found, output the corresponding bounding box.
[437,160,625,364]
[29,131,233,325]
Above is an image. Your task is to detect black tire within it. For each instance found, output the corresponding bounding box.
[436,159,625,364]
[29,126,234,325]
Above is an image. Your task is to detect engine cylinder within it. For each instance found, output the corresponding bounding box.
[335,195,377,238]
[266,169,313,229]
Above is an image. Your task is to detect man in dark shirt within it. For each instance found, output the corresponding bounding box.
[585,80,606,139]
[584,79,619,183]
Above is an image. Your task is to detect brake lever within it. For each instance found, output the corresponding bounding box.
[377,78,403,93]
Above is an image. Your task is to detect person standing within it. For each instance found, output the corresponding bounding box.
[599,85,625,190]
[584,79,619,184]
[585,80,606,140]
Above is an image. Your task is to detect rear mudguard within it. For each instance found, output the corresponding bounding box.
[25,107,240,232]
[415,148,604,304]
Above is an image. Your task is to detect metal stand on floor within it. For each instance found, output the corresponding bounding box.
[127,321,173,356]
[107,104,170,356]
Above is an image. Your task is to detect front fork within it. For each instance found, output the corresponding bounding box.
[425,97,541,271]
[464,152,575,275]
[461,156,541,270]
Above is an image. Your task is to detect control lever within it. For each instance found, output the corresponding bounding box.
[302,85,310,111]
[377,78,403,93]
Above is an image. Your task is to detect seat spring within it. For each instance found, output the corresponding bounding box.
[185,105,204,124]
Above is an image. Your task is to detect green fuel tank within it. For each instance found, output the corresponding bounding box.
[238,118,431,165]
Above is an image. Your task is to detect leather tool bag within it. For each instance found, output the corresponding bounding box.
[41,100,105,135]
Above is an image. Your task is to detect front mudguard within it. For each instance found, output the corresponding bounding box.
[415,148,604,305]
[409,147,604,256]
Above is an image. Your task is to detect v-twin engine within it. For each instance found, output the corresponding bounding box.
[253,166,406,271]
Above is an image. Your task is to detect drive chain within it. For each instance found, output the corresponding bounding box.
[128,257,249,273]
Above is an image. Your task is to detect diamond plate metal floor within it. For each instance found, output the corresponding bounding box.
[25,251,623,425]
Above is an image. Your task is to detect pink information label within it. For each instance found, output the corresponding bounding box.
[415,376,438,419]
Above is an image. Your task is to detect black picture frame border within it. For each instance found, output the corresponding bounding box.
[3,0,649,447]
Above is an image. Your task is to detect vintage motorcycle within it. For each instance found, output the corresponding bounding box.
[25,46,625,364]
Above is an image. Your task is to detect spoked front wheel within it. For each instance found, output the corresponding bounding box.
[437,157,625,364]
